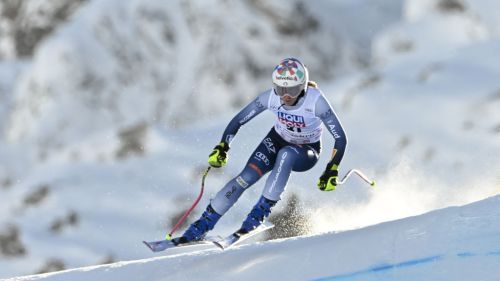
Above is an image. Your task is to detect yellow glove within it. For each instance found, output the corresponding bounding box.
[317,164,338,191]
[208,142,229,168]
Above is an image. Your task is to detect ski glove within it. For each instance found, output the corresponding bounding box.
[317,164,338,191]
[208,141,229,168]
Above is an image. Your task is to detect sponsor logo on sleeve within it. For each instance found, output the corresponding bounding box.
[328,124,340,139]
[239,109,256,125]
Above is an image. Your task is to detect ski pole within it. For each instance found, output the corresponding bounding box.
[337,169,376,187]
[165,166,211,240]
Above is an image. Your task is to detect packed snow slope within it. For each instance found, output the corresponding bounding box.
[4,195,500,281]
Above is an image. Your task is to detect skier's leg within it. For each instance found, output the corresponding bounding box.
[181,165,263,242]
[210,131,281,215]
[263,143,320,200]
[181,130,280,241]
[210,164,264,215]
[240,144,319,232]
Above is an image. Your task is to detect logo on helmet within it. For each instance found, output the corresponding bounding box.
[275,59,305,80]
[275,75,297,81]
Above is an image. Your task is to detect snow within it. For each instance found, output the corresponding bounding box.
[0,0,499,279]
[4,195,500,281]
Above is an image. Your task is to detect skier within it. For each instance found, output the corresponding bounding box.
[179,57,347,242]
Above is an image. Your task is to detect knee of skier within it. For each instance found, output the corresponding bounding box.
[238,164,263,188]
[291,146,319,172]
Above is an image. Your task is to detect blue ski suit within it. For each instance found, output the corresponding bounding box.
[210,86,347,215]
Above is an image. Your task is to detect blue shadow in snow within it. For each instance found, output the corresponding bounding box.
[312,250,500,281]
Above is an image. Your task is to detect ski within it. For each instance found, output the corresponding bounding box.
[143,236,220,252]
[213,221,274,250]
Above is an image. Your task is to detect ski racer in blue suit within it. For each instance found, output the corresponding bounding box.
[180,58,348,242]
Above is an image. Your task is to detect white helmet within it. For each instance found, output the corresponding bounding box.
[272,58,309,98]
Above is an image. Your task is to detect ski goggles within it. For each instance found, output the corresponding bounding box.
[273,84,304,98]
